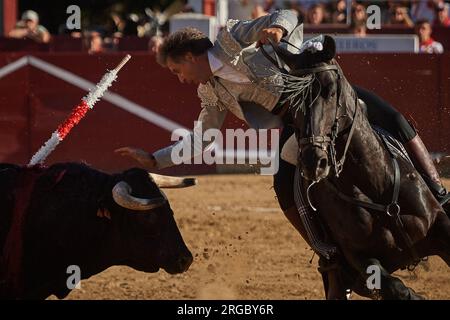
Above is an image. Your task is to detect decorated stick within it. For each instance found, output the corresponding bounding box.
[28,55,131,166]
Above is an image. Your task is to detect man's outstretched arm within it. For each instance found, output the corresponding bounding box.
[152,104,227,169]
[116,103,227,170]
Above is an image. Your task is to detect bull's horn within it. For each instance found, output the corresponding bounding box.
[112,181,166,211]
[149,173,197,188]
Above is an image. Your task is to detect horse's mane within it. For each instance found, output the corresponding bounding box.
[274,68,316,116]
[275,59,350,117]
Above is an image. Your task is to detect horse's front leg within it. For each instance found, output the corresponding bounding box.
[281,206,348,299]
[317,256,349,299]
[344,255,425,300]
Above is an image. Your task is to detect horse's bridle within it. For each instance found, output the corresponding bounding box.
[294,64,360,178]
[260,38,359,178]
[293,65,423,267]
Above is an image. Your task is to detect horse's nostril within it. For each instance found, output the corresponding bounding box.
[319,158,328,170]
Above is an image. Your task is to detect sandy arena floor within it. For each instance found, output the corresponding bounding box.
[57,175,450,300]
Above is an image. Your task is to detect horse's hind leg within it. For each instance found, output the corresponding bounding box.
[364,259,424,300]
[427,212,450,266]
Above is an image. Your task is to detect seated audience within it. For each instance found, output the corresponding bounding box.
[8,10,51,43]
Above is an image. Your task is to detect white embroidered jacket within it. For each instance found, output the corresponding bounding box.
[154,10,304,169]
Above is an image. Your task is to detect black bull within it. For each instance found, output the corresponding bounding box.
[0,162,194,299]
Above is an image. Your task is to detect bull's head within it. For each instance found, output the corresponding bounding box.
[0,163,197,299]
[110,169,195,275]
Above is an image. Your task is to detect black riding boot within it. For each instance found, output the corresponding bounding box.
[404,135,450,208]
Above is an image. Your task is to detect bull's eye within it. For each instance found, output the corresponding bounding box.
[132,213,163,240]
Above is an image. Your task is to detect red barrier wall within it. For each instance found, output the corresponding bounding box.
[0,52,449,174]
[337,53,449,152]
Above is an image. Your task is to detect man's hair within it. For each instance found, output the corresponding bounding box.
[157,27,213,66]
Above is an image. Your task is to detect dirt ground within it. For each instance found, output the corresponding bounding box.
[57,176,450,300]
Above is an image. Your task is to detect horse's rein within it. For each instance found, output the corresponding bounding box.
[259,38,299,73]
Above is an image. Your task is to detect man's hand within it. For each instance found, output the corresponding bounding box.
[256,27,285,48]
[115,147,157,170]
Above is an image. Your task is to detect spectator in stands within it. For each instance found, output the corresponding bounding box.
[87,31,105,54]
[8,10,50,43]
[331,0,347,24]
[351,20,367,37]
[415,19,444,53]
[435,2,450,26]
[228,0,258,20]
[352,3,367,26]
[411,0,441,24]
[307,3,328,25]
[389,5,414,27]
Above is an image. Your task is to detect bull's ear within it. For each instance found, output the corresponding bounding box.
[149,173,197,188]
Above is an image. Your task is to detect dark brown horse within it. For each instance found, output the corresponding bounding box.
[272,36,450,299]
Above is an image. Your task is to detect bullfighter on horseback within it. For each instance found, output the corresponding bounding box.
[115,9,449,298]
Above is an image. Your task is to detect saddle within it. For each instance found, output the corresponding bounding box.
[372,126,413,165]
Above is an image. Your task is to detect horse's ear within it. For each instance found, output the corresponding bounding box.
[296,35,336,68]
[321,35,336,61]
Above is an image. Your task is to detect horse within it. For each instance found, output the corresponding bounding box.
[271,36,450,299]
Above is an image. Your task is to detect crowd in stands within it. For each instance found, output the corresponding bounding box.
[8,10,51,44]
[4,0,450,54]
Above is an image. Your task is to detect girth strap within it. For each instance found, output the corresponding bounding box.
[330,149,421,267]
[331,158,401,215]
[294,167,337,260]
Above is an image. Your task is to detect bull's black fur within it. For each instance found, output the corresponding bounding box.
[0,162,192,299]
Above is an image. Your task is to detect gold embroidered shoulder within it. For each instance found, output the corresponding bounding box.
[197,82,224,110]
